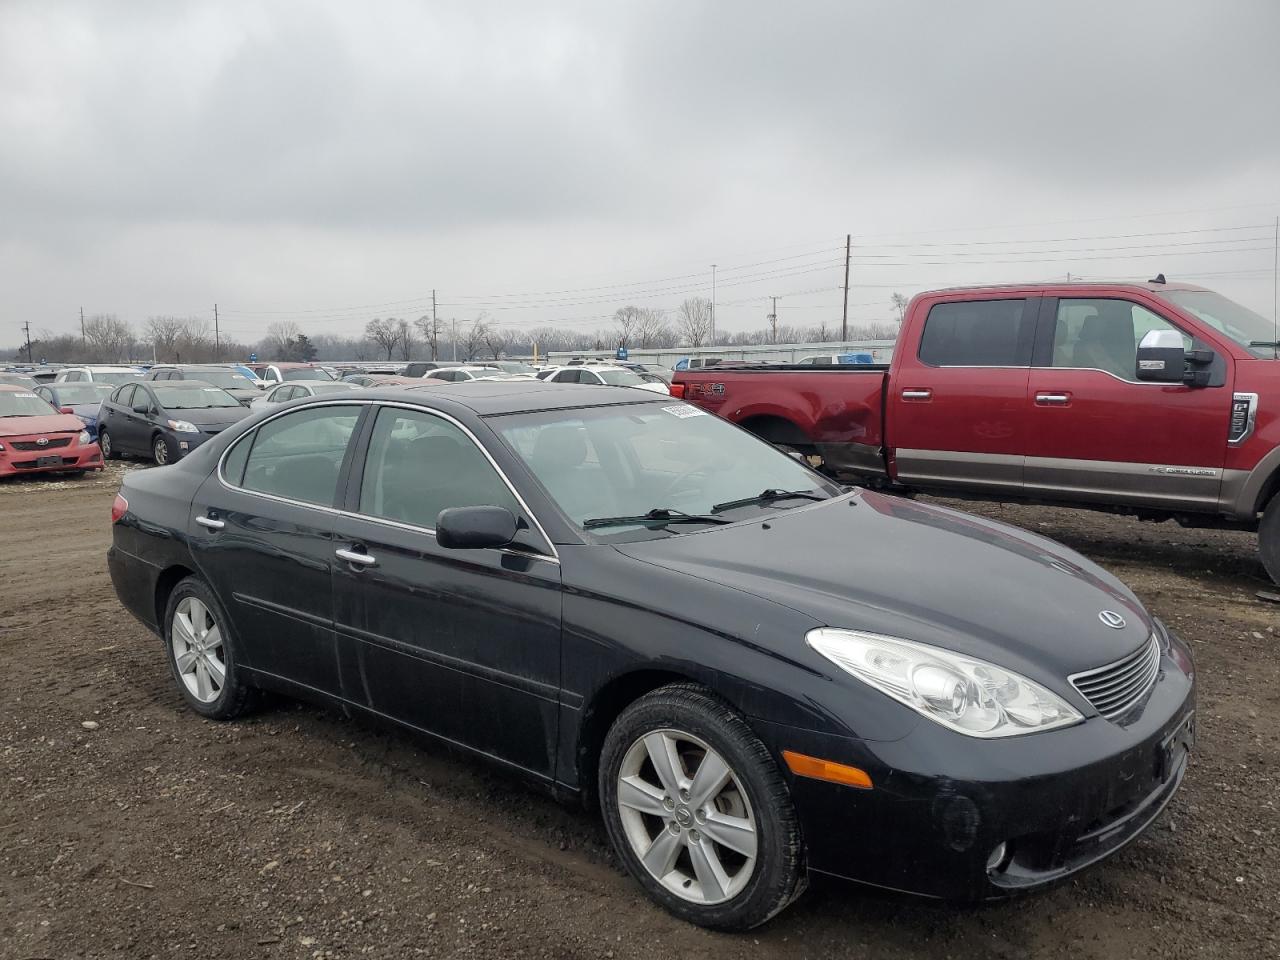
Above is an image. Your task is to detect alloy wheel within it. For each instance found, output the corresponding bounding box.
[171,596,226,704]
[99,431,112,458]
[153,437,169,465]
[616,729,758,905]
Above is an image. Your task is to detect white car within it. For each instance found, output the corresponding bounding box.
[425,366,504,382]
[54,365,146,385]
[542,365,669,395]
[250,380,363,410]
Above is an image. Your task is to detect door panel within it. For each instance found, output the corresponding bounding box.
[1025,297,1232,510]
[330,405,563,778]
[888,297,1036,491]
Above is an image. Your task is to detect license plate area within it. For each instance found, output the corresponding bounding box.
[36,455,62,467]
[1157,711,1194,782]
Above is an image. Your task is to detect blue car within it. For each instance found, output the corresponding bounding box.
[35,382,114,441]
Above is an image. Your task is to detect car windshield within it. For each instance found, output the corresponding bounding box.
[152,386,242,409]
[93,371,145,384]
[185,369,253,389]
[51,384,111,404]
[598,369,646,387]
[497,362,536,374]
[1161,290,1279,358]
[310,382,362,393]
[493,402,839,541]
[282,367,334,381]
[0,391,58,417]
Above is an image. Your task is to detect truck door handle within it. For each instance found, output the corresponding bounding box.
[901,388,933,401]
[335,547,377,567]
[1035,392,1072,406]
[195,515,225,530]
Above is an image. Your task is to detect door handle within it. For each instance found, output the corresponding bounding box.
[335,547,377,567]
[1035,392,1071,406]
[901,388,933,401]
[195,515,225,530]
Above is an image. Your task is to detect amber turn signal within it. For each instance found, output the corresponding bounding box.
[782,750,873,789]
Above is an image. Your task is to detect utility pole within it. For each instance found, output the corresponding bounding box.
[768,296,779,344]
[710,264,717,346]
[214,303,220,358]
[22,320,34,363]
[80,306,85,350]
[452,318,458,362]
[432,289,439,360]
[841,233,851,341]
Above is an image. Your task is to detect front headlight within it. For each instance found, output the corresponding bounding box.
[806,628,1083,738]
[167,419,199,433]
[77,430,91,445]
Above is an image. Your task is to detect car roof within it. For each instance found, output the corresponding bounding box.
[389,379,667,416]
[921,279,1211,296]
[0,384,35,393]
[145,379,220,389]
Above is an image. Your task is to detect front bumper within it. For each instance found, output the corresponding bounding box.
[0,440,103,476]
[165,428,215,460]
[756,629,1195,900]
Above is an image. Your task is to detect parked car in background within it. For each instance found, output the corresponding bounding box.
[98,380,253,465]
[146,365,263,406]
[33,382,113,441]
[621,362,674,383]
[672,357,724,372]
[402,361,444,377]
[107,381,1194,929]
[492,361,539,376]
[0,385,102,478]
[54,365,145,385]
[543,365,670,394]
[362,375,430,388]
[250,380,364,410]
[673,279,1280,582]
[247,362,335,385]
[0,373,38,388]
[797,353,875,365]
[423,366,504,383]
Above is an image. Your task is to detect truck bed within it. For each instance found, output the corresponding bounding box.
[673,365,888,478]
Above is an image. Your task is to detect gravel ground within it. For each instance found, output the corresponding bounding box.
[0,464,1276,959]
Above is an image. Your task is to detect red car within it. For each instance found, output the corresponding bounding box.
[673,280,1280,579]
[0,384,104,478]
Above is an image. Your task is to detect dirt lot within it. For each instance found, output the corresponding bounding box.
[1,465,1277,959]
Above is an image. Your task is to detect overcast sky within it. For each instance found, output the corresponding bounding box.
[2,0,1278,344]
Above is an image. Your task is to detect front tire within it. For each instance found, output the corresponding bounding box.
[162,577,257,720]
[98,429,118,460]
[152,434,173,465]
[1259,495,1280,584]
[598,683,805,930]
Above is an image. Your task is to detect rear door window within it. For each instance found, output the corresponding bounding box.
[358,408,518,530]
[239,405,361,506]
[918,299,1031,366]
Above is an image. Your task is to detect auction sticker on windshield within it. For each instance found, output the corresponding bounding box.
[663,405,706,418]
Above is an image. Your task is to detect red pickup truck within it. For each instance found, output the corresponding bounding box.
[672,280,1280,580]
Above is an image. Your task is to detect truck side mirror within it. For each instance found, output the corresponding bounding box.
[1135,329,1213,387]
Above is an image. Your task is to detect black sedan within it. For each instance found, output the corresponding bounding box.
[107,382,1194,930]
[98,380,253,465]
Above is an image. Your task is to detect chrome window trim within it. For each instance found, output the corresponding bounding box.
[1228,392,1258,448]
[215,398,560,565]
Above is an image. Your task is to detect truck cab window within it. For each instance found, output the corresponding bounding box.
[918,299,1028,366]
[1051,299,1190,380]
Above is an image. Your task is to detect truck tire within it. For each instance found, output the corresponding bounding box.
[1259,495,1280,584]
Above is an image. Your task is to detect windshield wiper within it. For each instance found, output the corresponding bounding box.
[582,508,732,530]
[711,488,829,513]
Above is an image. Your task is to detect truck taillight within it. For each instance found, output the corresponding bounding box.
[111,493,128,524]
[669,383,686,399]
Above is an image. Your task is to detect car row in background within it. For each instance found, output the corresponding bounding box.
[249,380,364,410]
[0,384,103,478]
[146,364,264,405]
[33,382,114,440]
[538,364,670,394]
[98,380,254,465]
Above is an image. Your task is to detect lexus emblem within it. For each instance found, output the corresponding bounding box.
[35,437,49,446]
[1098,610,1126,630]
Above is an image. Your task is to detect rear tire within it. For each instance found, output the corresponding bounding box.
[99,429,118,460]
[162,576,258,720]
[1259,495,1280,584]
[598,683,806,931]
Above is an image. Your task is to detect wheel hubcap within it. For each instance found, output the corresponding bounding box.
[616,729,757,905]
[171,597,226,704]
[100,433,110,455]
[154,440,167,464]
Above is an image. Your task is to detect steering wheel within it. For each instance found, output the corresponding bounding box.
[657,463,712,502]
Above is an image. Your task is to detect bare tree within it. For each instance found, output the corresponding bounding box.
[82,314,134,362]
[613,306,641,348]
[676,298,712,347]
[365,317,401,360]
[482,325,516,360]
[396,319,414,360]
[462,315,490,361]
[890,292,909,324]
[414,314,443,359]
[263,321,302,358]
[633,308,673,348]
[144,316,185,362]
[177,317,215,362]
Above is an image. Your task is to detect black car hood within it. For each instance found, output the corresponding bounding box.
[168,405,252,429]
[614,490,1154,684]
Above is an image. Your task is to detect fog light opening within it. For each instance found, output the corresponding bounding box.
[986,841,1008,873]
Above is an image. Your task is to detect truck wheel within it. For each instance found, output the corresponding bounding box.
[1259,496,1280,584]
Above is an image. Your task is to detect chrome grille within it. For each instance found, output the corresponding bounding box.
[1069,634,1161,720]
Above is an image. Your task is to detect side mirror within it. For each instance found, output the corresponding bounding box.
[435,505,517,550]
[132,401,151,414]
[1135,329,1213,387]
